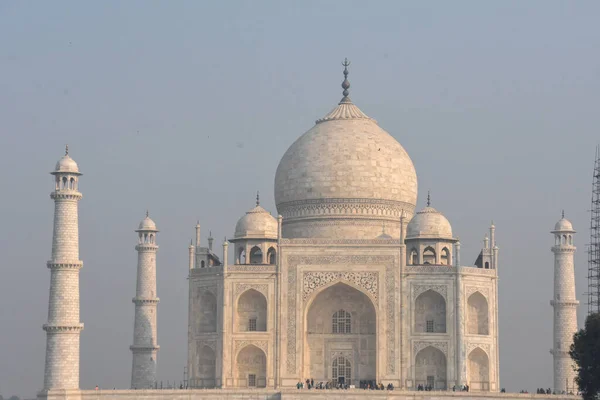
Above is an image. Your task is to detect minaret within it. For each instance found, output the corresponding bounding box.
[130,212,160,389]
[43,146,84,390]
[551,212,579,393]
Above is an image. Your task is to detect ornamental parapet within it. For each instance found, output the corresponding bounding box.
[226,265,276,273]
[47,261,83,270]
[550,299,580,307]
[50,191,82,200]
[132,297,160,304]
[404,266,497,277]
[135,244,159,251]
[551,246,576,253]
[43,323,84,332]
[280,238,402,246]
[130,344,160,352]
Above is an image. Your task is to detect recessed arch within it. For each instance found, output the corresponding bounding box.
[305,282,376,385]
[194,345,216,388]
[415,289,446,333]
[468,347,490,391]
[415,346,447,390]
[236,345,266,387]
[197,290,217,333]
[467,292,489,335]
[236,289,267,332]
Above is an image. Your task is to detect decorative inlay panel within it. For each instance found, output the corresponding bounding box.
[227,265,275,272]
[196,340,216,351]
[466,286,490,299]
[195,286,217,297]
[235,340,268,355]
[406,266,457,274]
[412,284,448,301]
[302,272,378,304]
[386,264,395,374]
[234,283,268,299]
[467,342,491,357]
[413,341,448,357]
[278,198,414,220]
[286,254,395,375]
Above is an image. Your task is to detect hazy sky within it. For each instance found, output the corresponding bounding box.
[1,1,599,397]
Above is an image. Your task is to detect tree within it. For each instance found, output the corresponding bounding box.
[570,312,600,400]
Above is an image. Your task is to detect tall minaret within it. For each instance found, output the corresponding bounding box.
[551,212,579,393]
[43,146,84,390]
[130,212,160,389]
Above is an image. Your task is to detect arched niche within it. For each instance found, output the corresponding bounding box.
[236,345,266,387]
[236,289,267,332]
[441,247,450,265]
[467,292,489,335]
[468,347,490,391]
[267,247,276,264]
[415,346,447,390]
[414,289,446,333]
[423,246,436,265]
[249,246,263,264]
[198,290,217,333]
[194,345,216,388]
[409,248,419,265]
[305,282,376,385]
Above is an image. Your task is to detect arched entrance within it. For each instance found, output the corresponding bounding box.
[415,346,447,390]
[235,289,267,332]
[305,282,376,386]
[236,345,267,388]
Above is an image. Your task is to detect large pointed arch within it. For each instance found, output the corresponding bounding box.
[414,289,446,333]
[304,282,376,385]
[467,291,489,335]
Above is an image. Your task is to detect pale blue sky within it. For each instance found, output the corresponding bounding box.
[1,1,599,397]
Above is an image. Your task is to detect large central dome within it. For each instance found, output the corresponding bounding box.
[274,62,418,239]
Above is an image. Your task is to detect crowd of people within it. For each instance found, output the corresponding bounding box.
[295,379,395,390]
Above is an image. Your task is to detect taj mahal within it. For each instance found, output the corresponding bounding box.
[38,62,580,400]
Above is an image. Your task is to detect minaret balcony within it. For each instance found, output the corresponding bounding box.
[132,297,160,304]
[43,323,84,332]
[550,299,580,307]
[50,191,82,200]
[46,261,83,270]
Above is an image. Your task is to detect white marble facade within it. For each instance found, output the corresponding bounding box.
[187,65,500,392]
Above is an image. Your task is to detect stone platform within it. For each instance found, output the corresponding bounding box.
[38,389,581,400]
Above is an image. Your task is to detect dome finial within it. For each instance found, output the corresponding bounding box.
[256,191,260,206]
[427,190,431,207]
[340,58,351,103]
[562,209,565,219]
[146,210,149,218]
[65,144,69,156]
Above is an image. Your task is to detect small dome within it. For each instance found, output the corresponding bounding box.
[234,205,277,239]
[406,206,453,240]
[553,218,574,232]
[137,215,158,232]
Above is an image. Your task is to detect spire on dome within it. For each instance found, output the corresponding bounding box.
[340,58,351,103]
[65,144,69,156]
[562,209,565,219]
[146,210,149,217]
[427,191,431,207]
[315,59,373,124]
[256,191,260,206]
